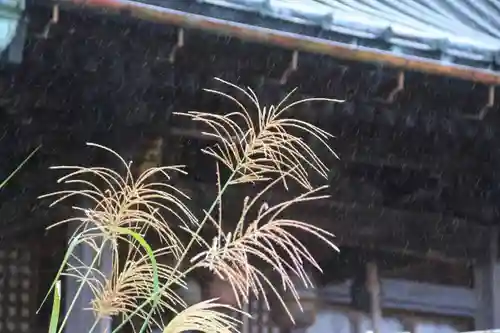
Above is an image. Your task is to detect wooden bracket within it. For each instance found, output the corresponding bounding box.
[169,28,185,64]
[280,50,299,85]
[36,5,59,39]
[386,71,405,103]
[136,137,164,176]
[462,85,495,120]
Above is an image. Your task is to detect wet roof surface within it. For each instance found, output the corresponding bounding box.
[193,0,500,69]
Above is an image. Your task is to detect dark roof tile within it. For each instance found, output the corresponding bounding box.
[198,0,500,67]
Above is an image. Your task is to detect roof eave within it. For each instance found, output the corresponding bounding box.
[56,0,500,85]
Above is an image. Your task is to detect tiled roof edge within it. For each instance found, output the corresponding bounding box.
[54,0,500,84]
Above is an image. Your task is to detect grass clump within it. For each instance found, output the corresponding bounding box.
[41,78,342,333]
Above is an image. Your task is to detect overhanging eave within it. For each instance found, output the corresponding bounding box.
[55,0,500,85]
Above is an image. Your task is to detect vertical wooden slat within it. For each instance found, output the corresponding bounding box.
[367,262,382,333]
[0,241,37,333]
[244,295,281,333]
[242,301,250,333]
[252,297,258,333]
[474,226,500,330]
[257,296,264,333]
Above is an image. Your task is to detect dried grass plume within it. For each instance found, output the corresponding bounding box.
[42,78,342,333]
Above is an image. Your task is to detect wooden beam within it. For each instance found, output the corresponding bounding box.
[178,181,490,262]
[4,177,487,262]
[322,278,476,317]
[167,126,491,174]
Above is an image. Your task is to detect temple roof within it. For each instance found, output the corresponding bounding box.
[194,0,500,68]
[48,0,500,83]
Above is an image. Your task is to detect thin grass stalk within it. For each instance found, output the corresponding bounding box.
[123,167,238,333]
[0,145,40,189]
[133,80,338,332]
[39,231,91,313]
[48,280,61,333]
[88,317,101,333]
[116,226,161,333]
[57,242,106,333]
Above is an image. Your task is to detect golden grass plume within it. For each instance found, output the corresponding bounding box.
[42,77,342,333]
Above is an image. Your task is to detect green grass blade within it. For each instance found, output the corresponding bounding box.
[48,280,61,333]
[0,145,41,190]
[115,227,159,292]
[38,233,83,314]
[114,227,160,333]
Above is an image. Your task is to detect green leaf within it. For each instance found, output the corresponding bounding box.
[114,227,160,333]
[115,227,159,293]
[38,234,81,314]
[48,280,61,333]
[0,145,41,190]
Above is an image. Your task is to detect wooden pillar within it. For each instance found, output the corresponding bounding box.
[64,221,113,333]
[474,226,500,330]
[367,262,382,333]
